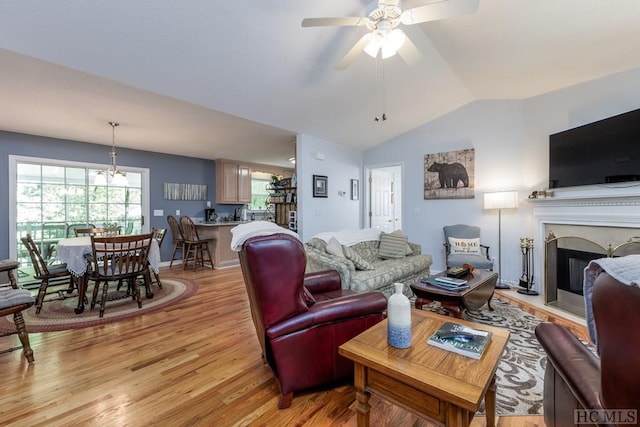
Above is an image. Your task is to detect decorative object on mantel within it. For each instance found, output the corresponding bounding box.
[424,148,474,199]
[484,190,519,289]
[163,183,207,201]
[518,237,538,295]
[528,189,553,199]
[94,122,128,187]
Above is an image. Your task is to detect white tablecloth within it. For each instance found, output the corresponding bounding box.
[56,236,160,277]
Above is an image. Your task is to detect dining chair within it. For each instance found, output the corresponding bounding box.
[66,223,96,238]
[149,228,166,288]
[20,234,73,314]
[88,233,154,318]
[166,215,185,269]
[74,227,109,237]
[0,259,36,363]
[179,216,214,270]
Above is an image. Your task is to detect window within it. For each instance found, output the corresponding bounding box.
[10,155,149,283]
[250,177,271,211]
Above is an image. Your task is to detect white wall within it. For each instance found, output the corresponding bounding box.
[296,134,362,241]
[363,65,640,284]
[364,100,527,281]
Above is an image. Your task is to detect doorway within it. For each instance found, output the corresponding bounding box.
[365,165,402,232]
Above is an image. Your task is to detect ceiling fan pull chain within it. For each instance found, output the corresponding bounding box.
[374,55,381,122]
[374,55,387,122]
[381,59,387,121]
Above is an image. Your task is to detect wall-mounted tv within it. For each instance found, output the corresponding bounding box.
[549,108,640,189]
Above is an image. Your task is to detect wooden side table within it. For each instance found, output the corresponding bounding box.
[339,309,509,427]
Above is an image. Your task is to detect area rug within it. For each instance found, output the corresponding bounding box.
[0,278,198,333]
[420,298,546,416]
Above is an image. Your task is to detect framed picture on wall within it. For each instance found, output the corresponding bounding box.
[313,175,328,198]
[351,179,359,200]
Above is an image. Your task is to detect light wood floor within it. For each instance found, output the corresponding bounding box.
[0,266,567,426]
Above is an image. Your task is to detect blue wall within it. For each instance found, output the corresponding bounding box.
[0,130,240,262]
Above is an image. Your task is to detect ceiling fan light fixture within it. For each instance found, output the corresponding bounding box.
[364,33,384,58]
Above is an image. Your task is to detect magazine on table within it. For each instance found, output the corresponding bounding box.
[420,277,469,291]
[427,322,492,359]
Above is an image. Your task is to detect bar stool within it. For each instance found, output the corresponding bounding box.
[0,259,35,363]
[167,215,184,269]
[179,216,214,270]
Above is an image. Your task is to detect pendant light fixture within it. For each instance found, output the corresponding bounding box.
[94,121,128,186]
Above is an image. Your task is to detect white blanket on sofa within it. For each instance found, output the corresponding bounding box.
[230,221,299,251]
[583,254,640,345]
[312,228,381,246]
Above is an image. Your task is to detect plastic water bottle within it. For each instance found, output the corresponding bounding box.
[387,283,412,348]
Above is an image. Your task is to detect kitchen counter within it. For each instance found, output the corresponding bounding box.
[199,221,251,226]
[194,222,245,268]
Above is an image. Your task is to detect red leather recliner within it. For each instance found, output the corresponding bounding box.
[535,272,640,427]
[238,233,387,409]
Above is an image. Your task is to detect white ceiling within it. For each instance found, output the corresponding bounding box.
[1,0,640,168]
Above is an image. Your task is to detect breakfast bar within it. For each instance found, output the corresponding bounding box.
[195,221,250,268]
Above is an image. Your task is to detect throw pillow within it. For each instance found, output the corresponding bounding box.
[448,237,481,254]
[378,230,411,259]
[325,237,345,258]
[342,245,375,270]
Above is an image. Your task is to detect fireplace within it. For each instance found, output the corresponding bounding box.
[531,188,640,318]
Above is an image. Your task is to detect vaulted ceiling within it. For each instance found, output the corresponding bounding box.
[1,1,640,167]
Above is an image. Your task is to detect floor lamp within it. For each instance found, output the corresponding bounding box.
[484,191,519,289]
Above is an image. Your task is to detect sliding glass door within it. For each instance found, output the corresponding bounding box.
[9,155,149,283]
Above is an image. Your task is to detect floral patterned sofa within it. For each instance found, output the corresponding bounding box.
[304,228,432,298]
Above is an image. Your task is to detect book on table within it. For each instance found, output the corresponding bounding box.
[420,277,469,291]
[427,322,492,359]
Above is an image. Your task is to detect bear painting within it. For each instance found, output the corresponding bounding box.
[424,148,475,199]
[427,162,469,189]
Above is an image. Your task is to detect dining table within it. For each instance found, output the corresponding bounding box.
[55,236,161,314]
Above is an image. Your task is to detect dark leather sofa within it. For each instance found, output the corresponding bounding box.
[535,272,640,427]
[238,233,387,409]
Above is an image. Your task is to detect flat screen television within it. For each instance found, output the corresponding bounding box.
[549,108,640,189]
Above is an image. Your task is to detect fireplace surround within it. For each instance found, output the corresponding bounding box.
[531,186,640,317]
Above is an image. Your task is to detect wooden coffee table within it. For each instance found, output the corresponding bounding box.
[339,309,509,427]
[410,269,498,318]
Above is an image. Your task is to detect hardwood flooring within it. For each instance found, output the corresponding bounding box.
[0,266,566,426]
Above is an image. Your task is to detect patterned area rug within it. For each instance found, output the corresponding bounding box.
[420,298,546,416]
[0,277,197,333]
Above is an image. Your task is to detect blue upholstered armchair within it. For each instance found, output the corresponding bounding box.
[443,224,493,270]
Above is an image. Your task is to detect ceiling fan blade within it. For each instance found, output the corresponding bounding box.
[302,17,368,27]
[336,33,373,70]
[400,0,479,25]
[396,31,423,65]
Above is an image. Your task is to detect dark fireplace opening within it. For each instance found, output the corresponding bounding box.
[555,248,602,297]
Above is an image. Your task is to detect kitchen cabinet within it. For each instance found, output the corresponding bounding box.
[215,160,251,204]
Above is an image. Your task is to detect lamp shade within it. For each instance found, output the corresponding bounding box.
[484,191,518,210]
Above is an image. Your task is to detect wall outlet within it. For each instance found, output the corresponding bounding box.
[153,209,163,216]
[176,209,180,216]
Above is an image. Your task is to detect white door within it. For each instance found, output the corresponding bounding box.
[368,166,402,232]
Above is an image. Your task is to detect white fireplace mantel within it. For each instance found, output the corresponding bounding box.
[529,187,640,294]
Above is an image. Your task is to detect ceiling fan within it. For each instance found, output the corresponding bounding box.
[302,0,479,70]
